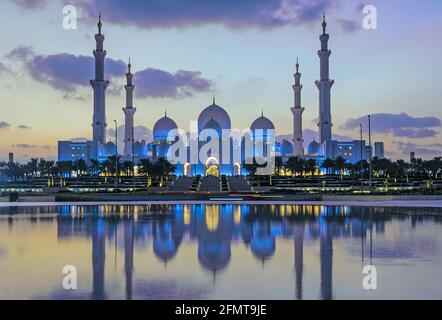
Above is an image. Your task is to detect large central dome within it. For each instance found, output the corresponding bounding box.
[198,99,231,132]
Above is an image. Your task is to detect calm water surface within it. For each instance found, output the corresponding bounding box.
[0,204,441,300]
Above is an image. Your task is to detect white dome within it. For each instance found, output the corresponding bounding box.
[198,101,231,132]
[153,115,177,140]
[250,115,275,131]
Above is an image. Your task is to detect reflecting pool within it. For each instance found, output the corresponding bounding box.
[0,204,441,300]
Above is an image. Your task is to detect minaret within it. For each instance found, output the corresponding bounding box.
[123,59,136,158]
[291,58,305,157]
[315,14,334,145]
[90,14,109,145]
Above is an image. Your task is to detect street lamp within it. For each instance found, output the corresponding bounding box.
[360,123,363,188]
[114,120,118,190]
[132,124,135,192]
[368,115,373,190]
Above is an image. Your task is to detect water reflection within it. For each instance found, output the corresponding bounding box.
[1,204,441,300]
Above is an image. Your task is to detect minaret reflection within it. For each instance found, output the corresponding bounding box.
[319,219,333,300]
[124,218,134,300]
[152,209,185,265]
[294,223,304,300]
[91,217,106,300]
[250,220,276,265]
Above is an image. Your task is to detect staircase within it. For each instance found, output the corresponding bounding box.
[228,176,252,192]
[199,176,220,192]
[169,176,194,192]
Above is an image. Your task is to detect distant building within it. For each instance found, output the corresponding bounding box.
[58,141,99,163]
[322,140,367,164]
[410,152,416,162]
[374,142,384,159]
[8,153,13,163]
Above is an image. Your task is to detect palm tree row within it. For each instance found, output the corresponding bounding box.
[245,156,442,181]
[0,156,176,182]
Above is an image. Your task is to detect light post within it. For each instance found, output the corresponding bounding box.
[368,115,373,191]
[360,123,363,188]
[132,125,135,192]
[114,120,118,190]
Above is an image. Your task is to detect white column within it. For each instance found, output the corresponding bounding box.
[291,60,305,157]
[90,15,109,145]
[315,15,334,145]
[123,61,136,158]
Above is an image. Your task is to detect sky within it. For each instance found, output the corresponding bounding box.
[0,0,441,162]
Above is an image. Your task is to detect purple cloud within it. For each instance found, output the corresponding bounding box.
[12,144,37,149]
[6,46,34,60]
[394,141,442,158]
[6,46,126,92]
[0,62,9,74]
[277,129,353,145]
[0,121,11,130]
[63,0,338,29]
[17,124,32,130]
[336,19,359,33]
[134,68,212,98]
[8,46,212,99]
[12,0,46,9]
[26,53,126,92]
[392,128,438,139]
[341,113,441,138]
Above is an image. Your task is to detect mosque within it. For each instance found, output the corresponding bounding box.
[58,14,384,175]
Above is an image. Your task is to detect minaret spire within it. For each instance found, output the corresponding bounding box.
[123,59,137,158]
[212,94,216,105]
[322,13,327,34]
[316,14,334,144]
[91,12,109,145]
[291,58,305,157]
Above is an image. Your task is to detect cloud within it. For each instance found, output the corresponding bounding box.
[134,68,212,98]
[0,62,9,74]
[394,141,442,158]
[341,113,441,138]
[26,53,126,92]
[277,129,353,145]
[59,0,339,30]
[12,0,47,9]
[392,128,438,139]
[6,46,34,61]
[69,137,89,142]
[336,19,359,33]
[17,124,32,130]
[12,144,37,149]
[7,46,125,93]
[108,125,153,143]
[8,46,212,99]
[0,121,11,130]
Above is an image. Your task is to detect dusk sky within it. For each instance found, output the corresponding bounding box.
[0,0,441,161]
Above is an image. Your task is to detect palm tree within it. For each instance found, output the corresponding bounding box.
[334,157,346,180]
[121,161,133,176]
[89,159,100,176]
[321,158,335,175]
[274,156,284,176]
[305,159,317,176]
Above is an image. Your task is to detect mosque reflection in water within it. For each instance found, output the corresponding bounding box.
[3,204,434,300]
